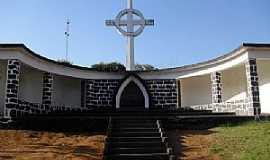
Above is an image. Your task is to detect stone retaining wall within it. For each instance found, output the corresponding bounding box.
[9,99,84,118]
[188,99,249,115]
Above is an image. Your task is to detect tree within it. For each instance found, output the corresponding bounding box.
[91,62,126,72]
[91,62,157,72]
[135,64,158,71]
[57,59,73,65]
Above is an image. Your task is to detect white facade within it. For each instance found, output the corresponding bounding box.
[19,64,43,104]
[181,74,211,107]
[257,60,270,114]
[52,75,81,107]
[221,64,247,102]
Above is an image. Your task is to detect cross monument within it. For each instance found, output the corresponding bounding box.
[106,0,154,71]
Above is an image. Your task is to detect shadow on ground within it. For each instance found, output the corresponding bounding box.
[1,118,108,135]
[167,129,219,160]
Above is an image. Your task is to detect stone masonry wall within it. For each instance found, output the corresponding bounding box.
[4,59,21,118]
[188,99,249,115]
[211,72,222,103]
[17,100,45,116]
[42,72,53,112]
[145,79,178,109]
[15,99,83,118]
[85,79,120,109]
[245,58,260,115]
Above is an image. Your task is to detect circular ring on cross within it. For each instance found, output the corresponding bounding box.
[115,9,146,37]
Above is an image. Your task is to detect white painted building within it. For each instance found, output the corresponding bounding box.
[0,43,270,119]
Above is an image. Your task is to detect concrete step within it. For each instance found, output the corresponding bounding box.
[112,119,157,123]
[109,132,161,137]
[111,128,160,132]
[105,147,167,154]
[113,123,157,128]
[104,118,174,159]
[106,137,166,143]
[107,141,165,148]
[104,153,174,160]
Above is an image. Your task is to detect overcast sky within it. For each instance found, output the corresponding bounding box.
[0,0,269,68]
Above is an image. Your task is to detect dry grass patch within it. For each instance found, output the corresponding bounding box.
[168,129,220,160]
[0,130,106,160]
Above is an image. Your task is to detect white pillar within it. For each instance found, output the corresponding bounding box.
[128,0,133,9]
[126,0,135,71]
[127,37,135,71]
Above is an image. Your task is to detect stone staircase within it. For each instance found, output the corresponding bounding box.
[103,117,175,160]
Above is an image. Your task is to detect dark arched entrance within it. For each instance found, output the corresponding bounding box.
[120,81,145,110]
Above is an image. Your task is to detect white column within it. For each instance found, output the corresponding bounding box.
[128,0,133,8]
[126,0,135,71]
[127,37,135,71]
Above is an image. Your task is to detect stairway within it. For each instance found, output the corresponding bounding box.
[103,117,175,160]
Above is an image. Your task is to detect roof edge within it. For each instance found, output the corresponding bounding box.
[0,42,270,73]
[242,42,270,48]
[0,43,126,73]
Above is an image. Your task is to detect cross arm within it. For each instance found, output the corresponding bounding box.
[145,19,154,26]
[112,19,154,26]
[105,20,116,26]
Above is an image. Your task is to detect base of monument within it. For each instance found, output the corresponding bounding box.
[10,108,236,120]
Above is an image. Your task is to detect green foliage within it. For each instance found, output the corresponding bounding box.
[91,62,126,72]
[91,62,157,72]
[210,121,270,160]
[135,64,158,71]
[57,59,73,65]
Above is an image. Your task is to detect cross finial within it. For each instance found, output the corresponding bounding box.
[106,0,154,71]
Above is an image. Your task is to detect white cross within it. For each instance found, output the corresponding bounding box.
[106,0,154,71]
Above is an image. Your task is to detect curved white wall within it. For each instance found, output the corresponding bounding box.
[221,65,247,102]
[257,60,270,114]
[19,64,43,103]
[0,60,7,113]
[52,75,81,107]
[0,47,248,80]
[181,74,211,106]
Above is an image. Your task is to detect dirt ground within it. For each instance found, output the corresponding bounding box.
[168,129,220,160]
[0,129,221,160]
[0,130,106,160]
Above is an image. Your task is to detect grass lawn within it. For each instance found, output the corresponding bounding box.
[210,121,270,160]
[170,121,270,160]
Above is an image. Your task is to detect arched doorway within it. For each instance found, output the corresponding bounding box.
[116,75,149,110]
[120,81,145,110]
